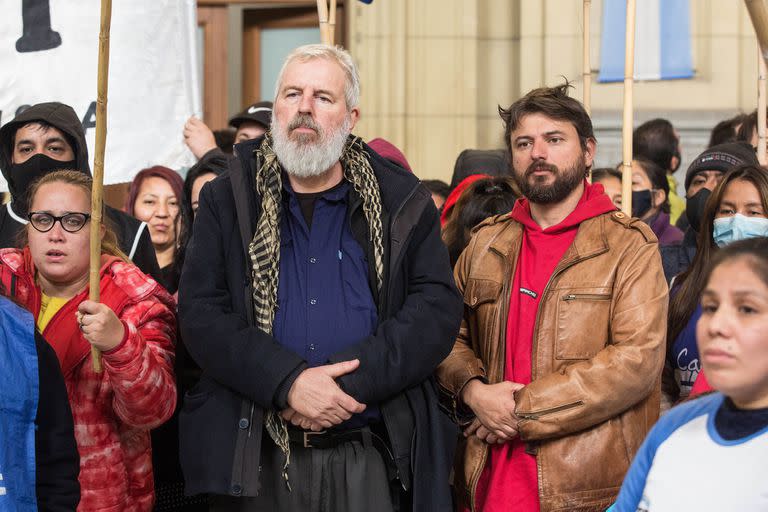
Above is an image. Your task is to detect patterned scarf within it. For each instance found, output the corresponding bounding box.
[248,132,384,488]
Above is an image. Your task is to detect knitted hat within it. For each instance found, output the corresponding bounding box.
[684,141,759,189]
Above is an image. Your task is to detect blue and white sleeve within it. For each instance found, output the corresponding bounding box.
[607,395,720,512]
[608,431,659,511]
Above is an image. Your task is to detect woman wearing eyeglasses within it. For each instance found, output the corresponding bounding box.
[0,170,177,511]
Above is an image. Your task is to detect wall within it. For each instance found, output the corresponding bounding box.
[349,0,763,186]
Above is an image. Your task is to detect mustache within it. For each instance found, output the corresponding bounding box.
[525,161,558,176]
[287,113,321,134]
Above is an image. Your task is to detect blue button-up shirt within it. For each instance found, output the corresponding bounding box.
[272,179,379,425]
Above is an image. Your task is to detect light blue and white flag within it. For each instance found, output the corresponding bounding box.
[598,0,693,83]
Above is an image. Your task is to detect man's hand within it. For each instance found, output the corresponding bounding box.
[286,359,366,429]
[183,116,217,159]
[464,418,508,444]
[280,408,325,432]
[461,379,524,442]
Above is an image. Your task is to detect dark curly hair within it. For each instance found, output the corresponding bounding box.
[442,177,519,266]
[498,81,595,159]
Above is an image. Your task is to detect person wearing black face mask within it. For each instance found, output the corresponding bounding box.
[660,141,759,283]
[630,158,683,246]
[8,152,77,214]
[632,118,686,225]
[0,102,161,281]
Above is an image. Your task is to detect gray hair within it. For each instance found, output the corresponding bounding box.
[273,44,360,110]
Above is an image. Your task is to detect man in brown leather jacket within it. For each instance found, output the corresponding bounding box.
[436,84,667,512]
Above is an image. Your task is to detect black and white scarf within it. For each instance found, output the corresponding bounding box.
[248,132,384,488]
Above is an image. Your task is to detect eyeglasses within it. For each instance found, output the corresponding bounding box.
[27,212,91,233]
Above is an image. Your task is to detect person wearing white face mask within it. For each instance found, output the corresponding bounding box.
[663,165,768,408]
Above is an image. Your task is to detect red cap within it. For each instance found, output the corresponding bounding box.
[440,173,491,227]
[368,138,412,173]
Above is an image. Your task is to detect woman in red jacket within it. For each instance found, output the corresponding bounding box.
[0,170,177,511]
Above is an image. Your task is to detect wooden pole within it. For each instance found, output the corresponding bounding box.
[329,0,337,45]
[316,0,330,45]
[89,0,112,372]
[621,0,636,216]
[583,0,592,183]
[583,0,592,115]
[746,0,768,69]
[759,46,767,165]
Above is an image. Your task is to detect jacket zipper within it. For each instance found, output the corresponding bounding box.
[468,244,514,512]
[380,182,420,492]
[528,247,607,504]
[517,400,584,420]
[235,149,260,497]
[562,293,610,301]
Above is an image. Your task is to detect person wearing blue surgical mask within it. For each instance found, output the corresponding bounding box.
[712,178,768,246]
[663,164,768,409]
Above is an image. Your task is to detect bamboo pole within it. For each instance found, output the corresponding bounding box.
[329,0,337,45]
[759,47,767,165]
[746,0,768,68]
[584,0,592,183]
[89,0,112,373]
[621,0,636,216]
[583,0,592,115]
[316,0,330,45]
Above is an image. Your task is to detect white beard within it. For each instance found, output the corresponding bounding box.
[272,113,351,178]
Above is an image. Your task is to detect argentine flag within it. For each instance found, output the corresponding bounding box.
[598,0,693,82]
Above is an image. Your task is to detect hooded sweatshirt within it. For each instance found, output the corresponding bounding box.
[475,181,617,512]
[0,103,160,281]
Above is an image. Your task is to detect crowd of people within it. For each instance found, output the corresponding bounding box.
[0,43,766,512]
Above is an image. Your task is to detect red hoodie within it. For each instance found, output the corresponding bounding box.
[475,181,616,512]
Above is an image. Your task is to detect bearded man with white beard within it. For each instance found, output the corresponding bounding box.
[177,45,462,512]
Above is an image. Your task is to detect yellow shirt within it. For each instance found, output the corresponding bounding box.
[37,293,69,333]
[667,173,685,226]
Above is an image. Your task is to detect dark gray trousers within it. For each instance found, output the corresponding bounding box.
[211,429,396,512]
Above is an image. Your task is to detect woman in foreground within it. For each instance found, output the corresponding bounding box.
[0,170,176,511]
[611,237,768,511]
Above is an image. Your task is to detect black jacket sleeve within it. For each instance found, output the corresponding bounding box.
[329,201,463,404]
[34,332,80,511]
[178,179,306,408]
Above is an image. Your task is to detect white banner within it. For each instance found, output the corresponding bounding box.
[0,0,201,190]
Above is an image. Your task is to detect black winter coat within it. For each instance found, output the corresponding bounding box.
[34,331,81,511]
[660,227,697,284]
[178,136,462,510]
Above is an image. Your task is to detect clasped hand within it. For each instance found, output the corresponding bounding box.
[281,359,365,432]
[461,379,524,444]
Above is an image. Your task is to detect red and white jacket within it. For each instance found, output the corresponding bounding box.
[0,248,177,512]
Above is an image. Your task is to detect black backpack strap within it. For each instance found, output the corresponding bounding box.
[227,151,268,497]
[229,155,258,327]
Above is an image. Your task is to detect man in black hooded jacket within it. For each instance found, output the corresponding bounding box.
[179,45,461,511]
[0,102,160,280]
